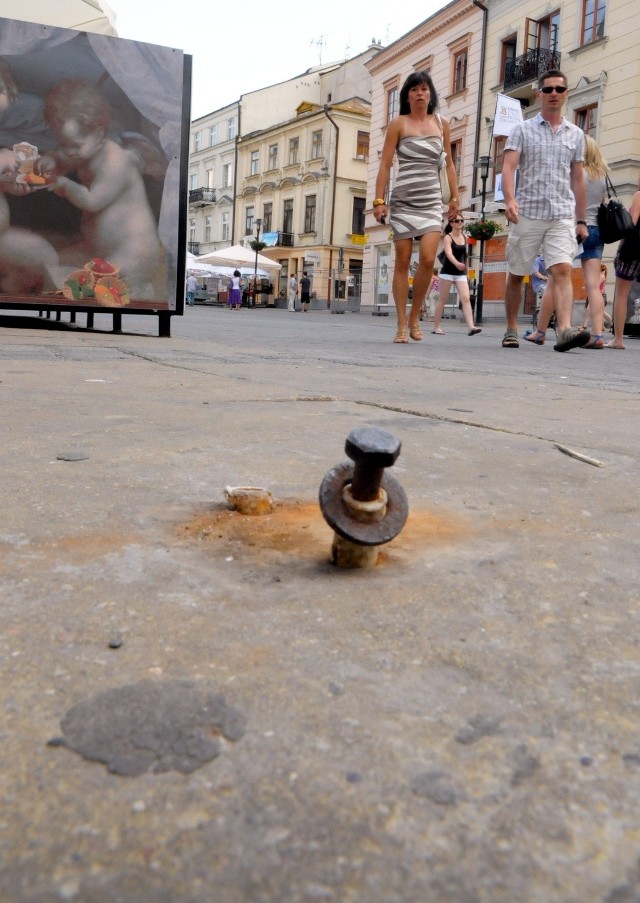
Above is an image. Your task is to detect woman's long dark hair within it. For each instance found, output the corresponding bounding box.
[399,71,438,115]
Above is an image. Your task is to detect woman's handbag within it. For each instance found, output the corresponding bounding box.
[435,114,451,204]
[597,174,633,243]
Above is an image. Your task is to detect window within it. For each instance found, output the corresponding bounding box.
[356,131,369,161]
[450,140,462,181]
[268,144,278,170]
[228,117,236,140]
[263,202,272,233]
[581,0,606,44]
[500,35,517,82]
[189,173,197,191]
[250,150,259,176]
[527,12,560,53]
[222,163,233,188]
[387,86,399,124]
[210,124,217,146]
[206,168,214,188]
[189,218,195,242]
[204,215,211,243]
[289,137,299,165]
[283,199,293,234]
[453,48,468,93]
[304,195,316,233]
[352,197,366,235]
[245,205,254,235]
[575,104,598,135]
[193,131,201,152]
[222,211,230,242]
[311,130,323,159]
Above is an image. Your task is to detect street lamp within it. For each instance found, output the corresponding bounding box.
[251,217,263,308]
[472,155,495,325]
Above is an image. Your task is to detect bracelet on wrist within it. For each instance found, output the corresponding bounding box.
[577,220,587,226]
[372,198,386,207]
[449,197,459,204]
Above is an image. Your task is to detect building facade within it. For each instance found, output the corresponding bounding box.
[187,102,239,258]
[233,49,383,300]
[479,0,640,308]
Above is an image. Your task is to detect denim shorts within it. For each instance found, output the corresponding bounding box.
[577,224,603,260]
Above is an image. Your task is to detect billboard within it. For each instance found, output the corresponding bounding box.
[0,16,190,321]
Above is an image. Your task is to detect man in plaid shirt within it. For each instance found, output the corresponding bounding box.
[500,69,589,352]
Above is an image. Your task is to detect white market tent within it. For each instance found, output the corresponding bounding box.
[2,0,117,33]
[197,245,282,272]
[186,252,220,276]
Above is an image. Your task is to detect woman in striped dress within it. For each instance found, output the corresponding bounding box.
[373,71,460,343]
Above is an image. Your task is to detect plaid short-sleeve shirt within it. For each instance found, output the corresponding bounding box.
[506,113,585,220]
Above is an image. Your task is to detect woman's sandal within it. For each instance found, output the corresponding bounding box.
[431,328,445,335]
[524,330,545,345]
[584,334,604,349]
[409,323,423,341]
[393,330,408,344]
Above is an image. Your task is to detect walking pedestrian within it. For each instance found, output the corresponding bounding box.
[372,70,459,344]
[185,273,197,306]
[228,270,242,310]
[500,69,590,352]
[527,136,612,347]
[300,271,311,312]
[431,217,481,336]
[288,273,297,311]
[605,181,640,349]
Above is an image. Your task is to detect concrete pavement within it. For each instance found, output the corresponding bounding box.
[1,306,640,902]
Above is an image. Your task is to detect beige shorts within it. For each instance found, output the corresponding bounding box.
[506,215,578,276]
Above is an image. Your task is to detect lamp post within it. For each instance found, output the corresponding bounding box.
[472,155,494,324]
[251,217,262,308]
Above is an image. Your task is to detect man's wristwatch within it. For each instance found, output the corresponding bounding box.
[577,220,587,226]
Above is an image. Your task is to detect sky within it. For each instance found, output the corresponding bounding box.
[109,0,446,120]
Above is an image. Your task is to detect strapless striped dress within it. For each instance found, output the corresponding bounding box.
[389,135,443,240]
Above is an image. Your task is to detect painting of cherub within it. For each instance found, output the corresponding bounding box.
[0,17,188,312]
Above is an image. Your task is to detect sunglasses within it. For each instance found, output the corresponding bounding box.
[540,85,567,94]
[452,218,464,223]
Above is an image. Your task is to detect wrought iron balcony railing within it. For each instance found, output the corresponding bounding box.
[189,187,216,205]
[504,47,562,91]
[278,231,294,247]
[187,241,200,255]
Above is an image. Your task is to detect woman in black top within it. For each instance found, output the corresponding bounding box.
[432,216,481,336]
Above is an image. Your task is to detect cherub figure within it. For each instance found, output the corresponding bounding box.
[40,79,165,299]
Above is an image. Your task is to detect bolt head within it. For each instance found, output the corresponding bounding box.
[345,427,401,468]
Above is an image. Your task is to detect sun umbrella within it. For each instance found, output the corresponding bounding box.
[186,252,220,276]
[3,0,117,34]
[196,245,281,271]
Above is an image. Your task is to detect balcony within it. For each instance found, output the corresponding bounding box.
[189,187,216,206]
[278,231,294,247]
[504,48,562,92]
[187,241,200,256]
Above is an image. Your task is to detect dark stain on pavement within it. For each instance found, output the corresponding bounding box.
[48,679,246,776]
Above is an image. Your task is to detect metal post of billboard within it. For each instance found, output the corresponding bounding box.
[472,155,494,325]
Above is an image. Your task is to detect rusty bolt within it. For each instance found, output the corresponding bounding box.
[319,426,408,548]
[345,427,401,502]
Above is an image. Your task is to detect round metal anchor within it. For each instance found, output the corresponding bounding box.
[319,426,409,547]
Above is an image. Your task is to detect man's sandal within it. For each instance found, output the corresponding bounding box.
[393,330,408,344]
[502,330,519,348]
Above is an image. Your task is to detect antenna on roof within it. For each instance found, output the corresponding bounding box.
[311,34,326,65]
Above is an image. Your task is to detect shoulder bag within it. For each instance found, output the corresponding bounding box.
[597,174,633,243]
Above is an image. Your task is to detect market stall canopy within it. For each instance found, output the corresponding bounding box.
[197,245,282,271]
[3,0,117,34]
[186,252,221,276]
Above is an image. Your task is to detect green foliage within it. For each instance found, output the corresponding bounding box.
[465,219,501,240]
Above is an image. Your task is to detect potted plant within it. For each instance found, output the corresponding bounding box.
[465,219,501,241]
